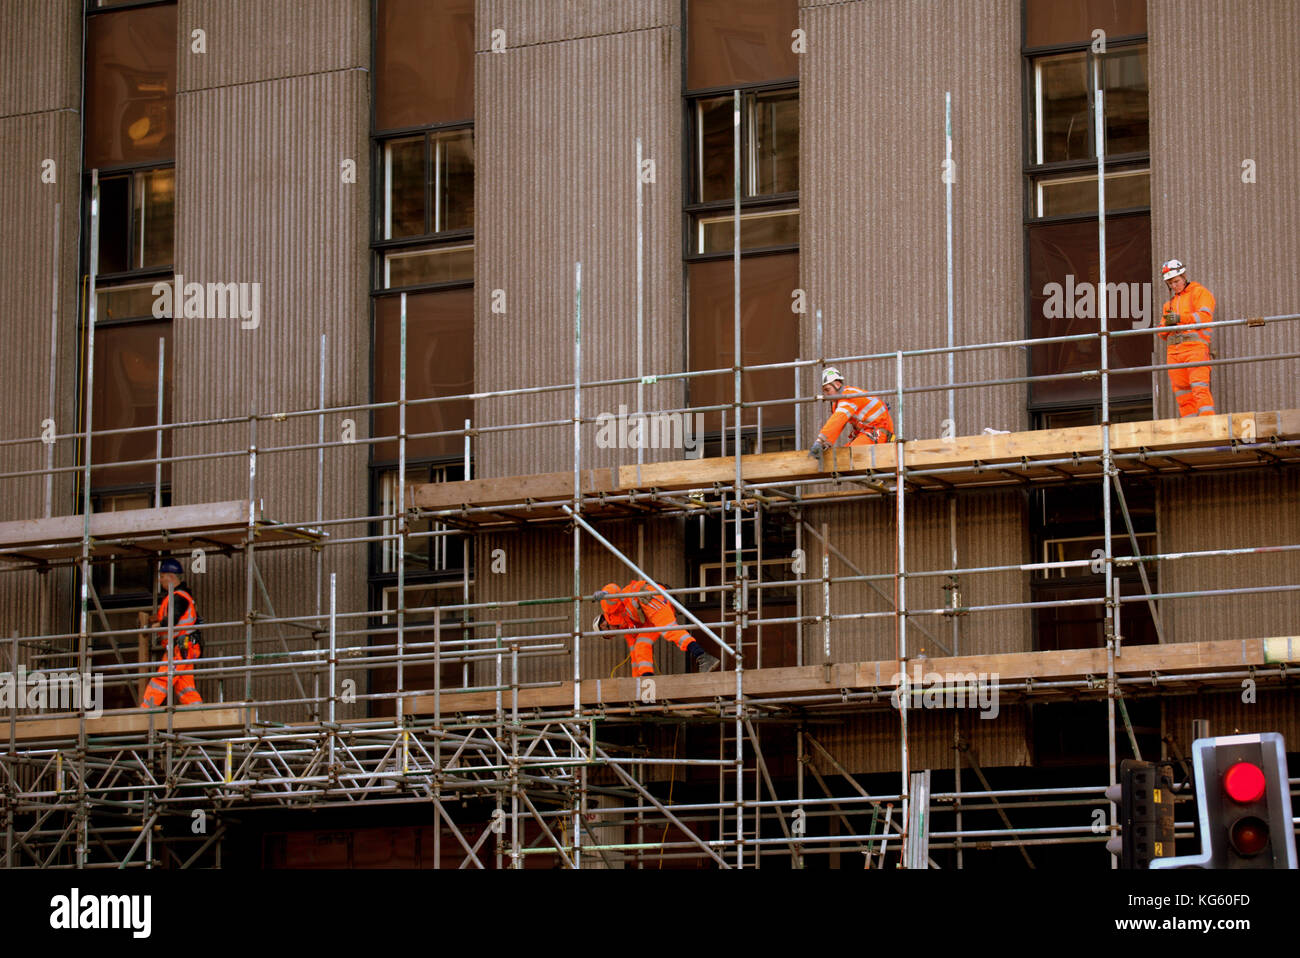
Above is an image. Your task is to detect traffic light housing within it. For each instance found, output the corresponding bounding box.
[1105,759,1175,868]
[1149,732,1297,869]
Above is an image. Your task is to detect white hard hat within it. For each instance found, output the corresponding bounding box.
[1160,259,1186,281]
[821,367,844,388]
[592,613,609,637]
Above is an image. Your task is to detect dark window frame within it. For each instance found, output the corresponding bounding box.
[1021,9,1150,416]
[682,81,800,262]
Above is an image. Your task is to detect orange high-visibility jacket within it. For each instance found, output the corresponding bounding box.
[152,588,199,643]
[1160,281,1215,346]
[599,581,690,647]
[817,386,894,445]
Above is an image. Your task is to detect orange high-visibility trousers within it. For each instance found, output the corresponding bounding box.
[628,629,694,677]
[1167,341,1215,417]
[140,642,203,707]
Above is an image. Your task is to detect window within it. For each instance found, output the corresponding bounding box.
[96,167,175,277]
[83,3,176,169]
[687,254,800,433]
[369,583,470,716]
[83,2,176,499]
[1023,2,1150,412]
[685,0,800,446]
[372,0,475,291]
[372,465,466,577]
[1027,45,1149,217]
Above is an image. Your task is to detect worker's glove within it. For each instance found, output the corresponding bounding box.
[1162,311,1179,327]
[808,438,830,459]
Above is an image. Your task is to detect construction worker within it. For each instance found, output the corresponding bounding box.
[593,580,721,677]
[808,367,895,458]
[1158,259,1217,418]
[138,557,203,708]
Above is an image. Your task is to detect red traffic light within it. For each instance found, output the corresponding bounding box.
[1229,816,1270,856]
[1224,761,1266,803]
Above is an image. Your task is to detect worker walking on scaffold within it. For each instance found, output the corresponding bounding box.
[138,556,204,708]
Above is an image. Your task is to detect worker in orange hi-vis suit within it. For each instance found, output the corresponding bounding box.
[1158,258,1217,418]
[593,580,721,677]
[138,557,204,708]
[808,367,895,459]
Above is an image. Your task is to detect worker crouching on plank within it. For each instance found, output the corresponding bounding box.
[138,557,204,707]
[808,366,895,460]
[593,580,721,677]
[1159,258,1217,418]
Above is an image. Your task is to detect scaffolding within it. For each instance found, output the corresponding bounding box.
[3,99,1300,871]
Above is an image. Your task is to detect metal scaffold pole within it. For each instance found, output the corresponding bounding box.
[1095,71,1120,871]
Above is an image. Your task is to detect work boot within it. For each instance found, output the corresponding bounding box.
[696,652,721,673]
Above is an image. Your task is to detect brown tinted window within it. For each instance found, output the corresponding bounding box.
[84,4,177,168]
[1025,0,1145,48]
[375,0,474,130]
[688,254,799,431]
[92,322,171,487]
[1027,213,1151,405]
[688,0,798,90]
[374,290,474,460]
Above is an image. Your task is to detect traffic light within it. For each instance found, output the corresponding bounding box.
[1105,759,1175,868]
[1149,732,1297,869]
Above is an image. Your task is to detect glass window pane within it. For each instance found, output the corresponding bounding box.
[697,208,798,254]
[375,0,474,130]
[688,0,799,90]
[84,4,177,168]
[98,281,167,323]
[379,469,431,575]
[696,96,735,203]
[752,91,798,195]
[98,174,131,275]
[373,289,474,460]
[1034,52,1090,164]
[91,321,171,487]
[135,168,174,269]
[1036,168,1149,217]
[1027,214,1152,406]
[1026,0,1146,48]
[384,136,427,239]
[437,131,474,232]
[384,244,474,288]
[1103,47,1148,155]
[688,254,800,430]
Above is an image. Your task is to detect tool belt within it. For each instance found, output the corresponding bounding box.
[1165,331,1206,347]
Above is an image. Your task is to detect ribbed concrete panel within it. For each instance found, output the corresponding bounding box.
[475,19,683,479]
[173,54,370,718]
[1157,471,1300,644]
[178,0,367,91]
[801,490,1031,664]
[811,705,1031,776]
[477,0,674,49]
[799,0,1026,443]
[474,518,686,684]
[1149,0,1300,418]
[0,0,81,117]
[1166,690,1300,749]
[0,108,82,651]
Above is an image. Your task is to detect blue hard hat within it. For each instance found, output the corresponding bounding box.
[159,558,184,575]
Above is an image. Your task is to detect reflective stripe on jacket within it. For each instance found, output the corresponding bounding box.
[1160,281,1215,346]
[818,386,893,445]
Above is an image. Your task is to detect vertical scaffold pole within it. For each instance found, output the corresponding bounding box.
[76,171,100,870]
[732,86,745,869]
[397,293,407,723]
[315,334,325,719]
[572,260,583,868]
[1095,70,1119,871]
[896,349,910,865]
